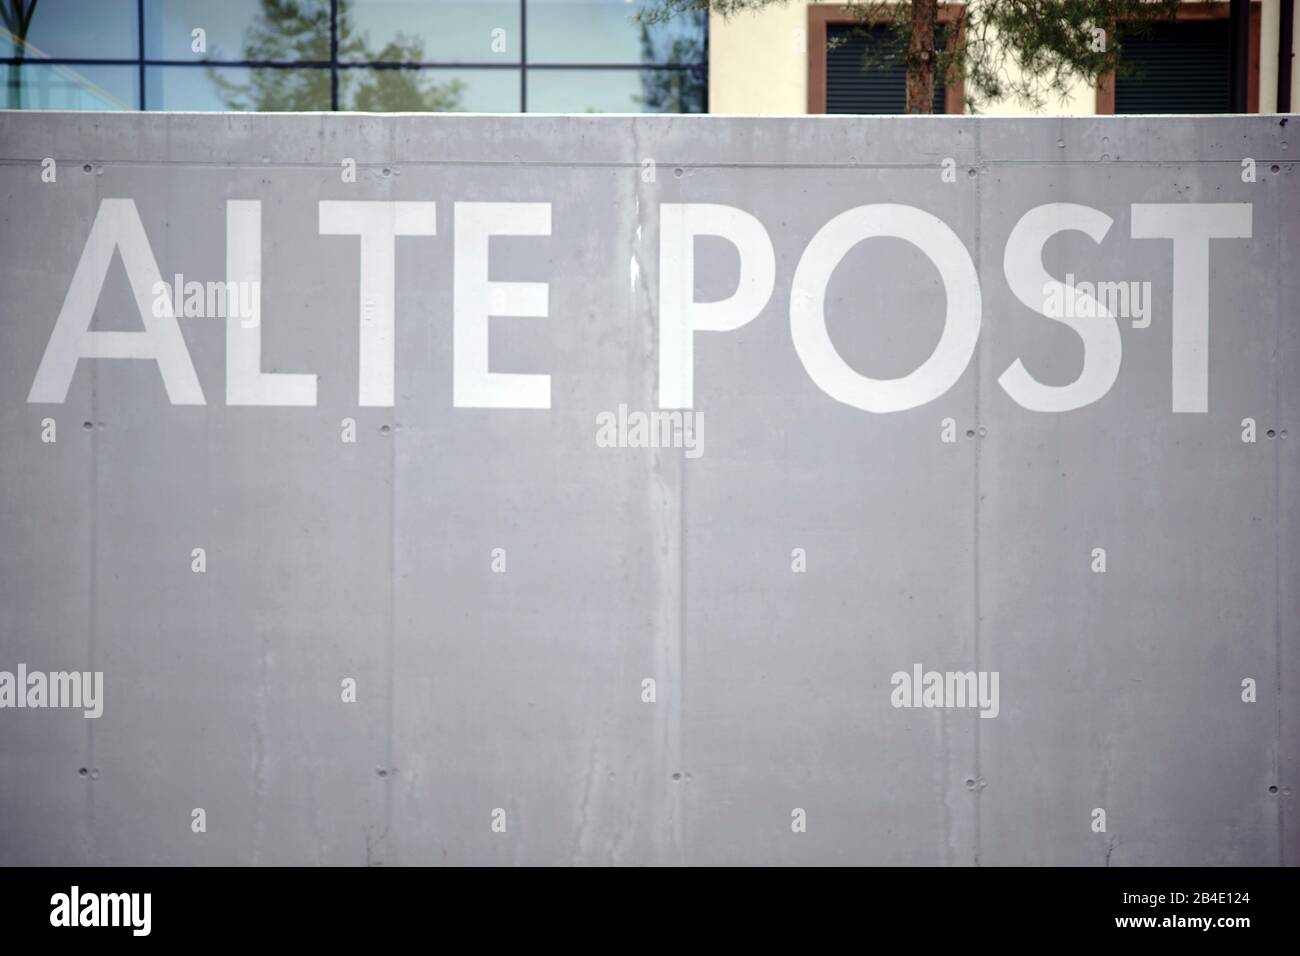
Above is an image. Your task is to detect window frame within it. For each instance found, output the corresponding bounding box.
[0,0,709,113]
[1095,1,1261,114]
[807,3,966,115]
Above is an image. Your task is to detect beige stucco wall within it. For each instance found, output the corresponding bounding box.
[709,0,1296,115]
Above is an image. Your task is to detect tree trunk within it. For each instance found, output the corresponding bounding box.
[905,0,938,114]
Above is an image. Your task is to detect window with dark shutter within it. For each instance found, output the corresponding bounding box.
[1114,20,1230,113]
[825,24,947,114]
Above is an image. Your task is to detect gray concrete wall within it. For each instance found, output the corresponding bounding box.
[0,111,1295,865]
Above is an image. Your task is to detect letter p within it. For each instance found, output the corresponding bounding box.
[658,204,775,408]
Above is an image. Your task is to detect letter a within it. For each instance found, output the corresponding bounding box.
[29,199,204,404]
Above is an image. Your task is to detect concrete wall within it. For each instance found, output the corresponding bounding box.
[0,111,1295,866]
[709,0,1298,115]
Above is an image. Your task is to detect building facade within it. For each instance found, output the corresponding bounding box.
[2,1,1297,115]
[712,0,1298,114]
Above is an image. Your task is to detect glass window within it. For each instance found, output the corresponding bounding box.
[1,0,138,60]
[143,0,330,63]
[825,24,947,114]
[527,0,705,65]
[341,66,519,111]
[1115,20,1231,114]
[7,0,705,114]
[340,0,521,64]
[527,67,704,113]
[146,65,330,111]
[4,63,138,110]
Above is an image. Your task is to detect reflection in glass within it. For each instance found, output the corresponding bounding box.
[1,0,137,59]
[528,0,705,65]
[148,66,329,111]
[143,0,329,62]
[341,68,519,111]
[5,63,137,110]
[527,67,705,113]
[5,0,707,114]
[341,0,521,64]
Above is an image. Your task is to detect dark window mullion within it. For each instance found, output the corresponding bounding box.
[137,0,145,108]
[330,0,338,110]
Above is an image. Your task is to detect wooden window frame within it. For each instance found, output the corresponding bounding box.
[1096,1,1261,113]
[808,4,966,114]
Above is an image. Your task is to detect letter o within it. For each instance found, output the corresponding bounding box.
[790,204,980,412]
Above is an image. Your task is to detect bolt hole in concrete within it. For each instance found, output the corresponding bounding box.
[380,424,391,435]
[82,421,93,430]
[967,167,977,178]
[673,167,684,178]
[1269,785,1279,794]
[382,168,391,177]
[78,768,88,776]
[671,772,682,781]
[376,768,388,778]
[1273,164,1282,173]
[1267,429,1276,438]
[964,777,976,789]
[965,429,975,439]
[82,163,92,172]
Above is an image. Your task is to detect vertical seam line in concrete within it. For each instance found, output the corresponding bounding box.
[85,173,100,867]
[972,117,985,868]
[676,116,689,866]
[385,126,398,860]
[678,406,688,866]
[386,418,397,853]
[1273,176,1284,866]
